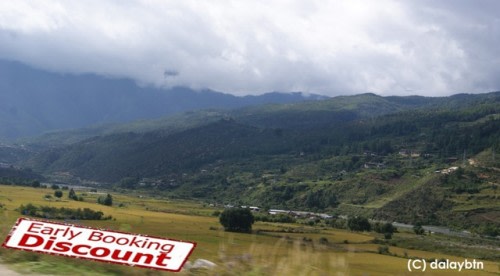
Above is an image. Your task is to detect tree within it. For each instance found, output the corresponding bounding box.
[347,216,371,232]
[32,181,41,188]
[219,208,254,233]
[374,222,396,239]
[104,194,113,206]
[413,223,425,235]
[54,190,63,199]
[98,194,113,206]
[68,188,78,200]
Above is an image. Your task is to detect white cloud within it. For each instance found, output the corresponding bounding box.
[0,0,498,96]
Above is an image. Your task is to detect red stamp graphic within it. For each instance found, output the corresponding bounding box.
[2,218,196,272]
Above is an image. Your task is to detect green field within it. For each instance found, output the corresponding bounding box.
[0,185,498,275]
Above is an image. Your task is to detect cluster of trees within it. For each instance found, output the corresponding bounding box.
[347,216,372,232]
[219,211,403,239]
[0,167,44,187]
[0,177,42,187]
[19,203,111,220]
[373,222,397,239]
[348,217,397,239]
[304,189,338,209]
[48,189,112,205]
[48,187,84,201]
[413,223,425,235]
[68,188,77,200]
[478,223,499,237]
[97,194,113,206]
[253,213,296,223]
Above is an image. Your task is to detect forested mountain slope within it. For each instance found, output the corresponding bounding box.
[23,92,500,232]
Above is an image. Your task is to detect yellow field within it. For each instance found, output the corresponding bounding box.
[0,185,498,275]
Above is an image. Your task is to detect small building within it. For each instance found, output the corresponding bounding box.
[249,206,260,212]
[268,209,290,215]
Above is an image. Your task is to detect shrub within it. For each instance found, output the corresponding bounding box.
[378,245,390,254]
[54,190,63,198]
[319,237,329,245]
[212,210,221,217]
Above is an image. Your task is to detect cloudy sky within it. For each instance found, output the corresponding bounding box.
[0,0,499,96]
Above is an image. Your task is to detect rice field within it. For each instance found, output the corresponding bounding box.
[0,184,498,275]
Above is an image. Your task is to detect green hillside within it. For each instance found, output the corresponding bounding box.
[23,92,500,234]
[22,92,429,145]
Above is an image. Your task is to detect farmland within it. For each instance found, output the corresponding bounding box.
[0,185,498,275]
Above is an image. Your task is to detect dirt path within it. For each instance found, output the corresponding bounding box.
[0,263,20,276]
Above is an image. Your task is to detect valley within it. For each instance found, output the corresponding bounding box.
[1,2,499,274]
[0,92,499,275]
[12,92,498,236]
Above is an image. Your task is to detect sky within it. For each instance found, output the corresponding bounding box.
[0,0,499,97]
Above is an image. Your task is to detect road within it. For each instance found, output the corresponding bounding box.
[392,222,472,237]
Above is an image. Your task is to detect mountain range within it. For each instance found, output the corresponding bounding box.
[0,59,323,142]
